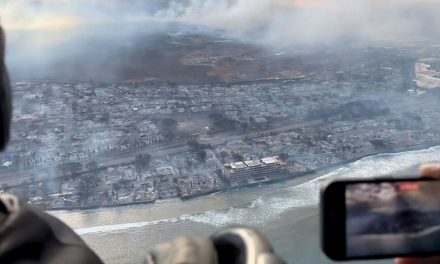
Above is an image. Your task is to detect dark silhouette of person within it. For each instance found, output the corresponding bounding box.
[0,25,284,264]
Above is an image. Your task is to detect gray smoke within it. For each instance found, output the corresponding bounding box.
[1,0,440,81]
[159,0,440,47]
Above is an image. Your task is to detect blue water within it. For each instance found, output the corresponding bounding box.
[51,146,440,263]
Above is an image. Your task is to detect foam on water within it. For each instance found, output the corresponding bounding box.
[183,146,440,226]
[75,218,180,235]
[74,146,440,235]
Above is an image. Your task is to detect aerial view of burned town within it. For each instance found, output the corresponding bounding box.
[2,27,440,210]
[346,181,440,257]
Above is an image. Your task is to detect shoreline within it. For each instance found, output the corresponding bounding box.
[48,141,440,212]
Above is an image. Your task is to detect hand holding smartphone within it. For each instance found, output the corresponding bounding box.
[321,165,440,261]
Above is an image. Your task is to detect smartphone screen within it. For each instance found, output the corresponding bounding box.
[345,180,440,258]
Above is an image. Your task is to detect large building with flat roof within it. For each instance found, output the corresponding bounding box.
[223,156,284,183]
[415,60,440,89]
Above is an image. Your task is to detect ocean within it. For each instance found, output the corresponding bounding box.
[51,146,440,264]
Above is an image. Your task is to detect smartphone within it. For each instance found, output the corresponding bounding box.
[321,177,440,260]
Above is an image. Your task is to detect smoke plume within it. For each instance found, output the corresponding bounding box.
[1,0,439,81]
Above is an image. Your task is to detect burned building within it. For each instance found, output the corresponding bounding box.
[223,156,284,184]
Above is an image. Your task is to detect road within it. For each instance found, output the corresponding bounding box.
[0,119,323,186]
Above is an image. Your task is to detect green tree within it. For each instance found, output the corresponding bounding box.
[232,153,244,162]
[161,118,178,135]
[78,178,92,204]
[279,153,289,161]
[41,181,50,201]
[241,122,249,132]
[208,113,236,131]
[112,182,120,197]
[187,140,200,150]
[197,150,207,162]
[85,161,98,171]
[370,139,387,150]
[56,163,69,177]
[219,151,228,162]
[68,162,82,176]
[1,183,9,191]
[208,113,224,121]
[57,162,82,178]
[20,181,30,203]
[198,143,211,150]
[135,154,151,171]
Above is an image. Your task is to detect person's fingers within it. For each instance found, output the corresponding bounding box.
[420,163,440,178]
[395,164,440,264]
[395,258,417,264]
[396,256,440,264]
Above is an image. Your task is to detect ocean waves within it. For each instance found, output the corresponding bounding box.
[75,218,180,235]
[185,145,440,226]
[75,146,440,235]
